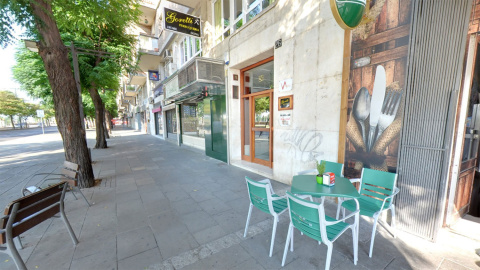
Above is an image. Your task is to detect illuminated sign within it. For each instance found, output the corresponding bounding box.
[164,8,201,37]
[330,0,367,30]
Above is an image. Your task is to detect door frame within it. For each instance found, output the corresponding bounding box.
[445,34,478,226]
[240,56,274,168]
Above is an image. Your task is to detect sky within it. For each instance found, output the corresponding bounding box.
[0,25,36,102]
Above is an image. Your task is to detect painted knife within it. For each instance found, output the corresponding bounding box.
[367,65,386,152]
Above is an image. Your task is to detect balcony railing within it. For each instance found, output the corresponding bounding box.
[138,34,159,54]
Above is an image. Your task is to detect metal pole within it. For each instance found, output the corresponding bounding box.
[70,43,85,130]
[41,117,44,134]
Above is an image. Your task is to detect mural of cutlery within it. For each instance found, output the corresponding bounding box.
[367,65,386,152]
[352,87,371,147]
[375,90,402,143]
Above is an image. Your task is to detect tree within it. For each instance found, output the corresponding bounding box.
[18,101,40,128]
[1,0,94,187]
[0,90,23,129]
[13,46,54,107]
[56,1,140,148]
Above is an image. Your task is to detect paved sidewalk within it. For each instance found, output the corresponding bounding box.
[0,127,479,269]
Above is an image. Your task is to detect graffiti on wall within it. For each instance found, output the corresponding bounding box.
[281,130,323,162]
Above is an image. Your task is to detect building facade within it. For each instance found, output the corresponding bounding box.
[117,0,479,242]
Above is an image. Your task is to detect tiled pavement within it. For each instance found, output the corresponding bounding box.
[0,127,479,269]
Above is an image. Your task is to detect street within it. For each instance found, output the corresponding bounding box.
[0,125,58,142]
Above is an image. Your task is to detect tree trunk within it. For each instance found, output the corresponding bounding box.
[103,119,109,139]
[105,110,113,135]
[88,87,107,148]
[9,115,14,129]
[30,0,94,188]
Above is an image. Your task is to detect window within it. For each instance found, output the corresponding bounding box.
[213,0,275,44]
[181,103,205,138]
[179,36,202,68]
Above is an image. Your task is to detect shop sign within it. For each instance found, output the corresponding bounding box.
[279,78,292,92]
[330,0,366,30]
[164,8,201,37]
[152,107,162,113]
[279,112,291,126]
[149,70,159,81]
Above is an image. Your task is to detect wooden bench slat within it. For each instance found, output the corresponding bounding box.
[63,161,79,171]
[0,182,66,244]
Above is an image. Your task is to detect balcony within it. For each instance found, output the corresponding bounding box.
[138,34,159,53]
[137,35,162,72]
[128,72,146,86]
[138,0,159,26]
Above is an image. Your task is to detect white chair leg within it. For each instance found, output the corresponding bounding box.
[336,201,342,219]
[290,226,294,252]
[390,205,396,238]
[269,216,278,257]
[369,213,380,258]
[325,243,333,270]
[282,223,293,267]
[243,204,253,238]
[352,225,358,265]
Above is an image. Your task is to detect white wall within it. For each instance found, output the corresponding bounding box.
[201,0,345,184]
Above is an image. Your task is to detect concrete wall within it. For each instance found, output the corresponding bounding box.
[198,0,345,184]
[182,135,206,150]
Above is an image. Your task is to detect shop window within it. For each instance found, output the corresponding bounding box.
[213,0,275,44]
[181,103,205,138]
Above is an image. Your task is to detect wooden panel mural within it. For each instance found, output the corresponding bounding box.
[468,0,480,34]
[344,0,412,178]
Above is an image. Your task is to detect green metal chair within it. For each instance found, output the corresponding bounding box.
[336,168,399,258]
[281,191,358,270]
[244,176,288,257]
[296,160,344,176]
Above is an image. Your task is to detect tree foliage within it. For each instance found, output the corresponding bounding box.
[13,45,53,107]
[0,90,23,116]
[10,0,139,148]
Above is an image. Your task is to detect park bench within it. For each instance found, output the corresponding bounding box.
[0,181,79,270]
[21,161,92,207]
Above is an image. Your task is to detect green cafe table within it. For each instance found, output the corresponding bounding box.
[291,175,360,200]
[290,174,360,244]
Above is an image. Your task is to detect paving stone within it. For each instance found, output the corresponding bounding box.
[193,225,228,245]
[188,189,216,202]
[198,198,232,215]
[24,235,76,270]
[144,198,172,216]
[70,247,116,270]
[115,189,141,203]
[164,189,191,202]
[194,244,252,269]
[170,198,203,215]
[73,233,116,260]
[154,225,199,259]
[117,226,158,260]
[180,210,219,234]
[118,248,163,270]
[169,245,213,269]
